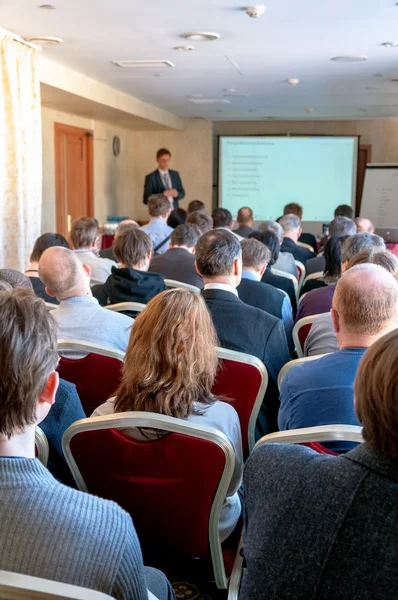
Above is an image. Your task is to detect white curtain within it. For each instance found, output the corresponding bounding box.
[0,33,41,271]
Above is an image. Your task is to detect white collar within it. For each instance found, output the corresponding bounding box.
[158,168,169,176]
[204,282,238,297]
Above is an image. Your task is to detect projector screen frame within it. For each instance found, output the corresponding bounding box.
[216,134,361,227]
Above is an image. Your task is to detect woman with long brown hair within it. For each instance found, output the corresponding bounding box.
[93,288,243,541]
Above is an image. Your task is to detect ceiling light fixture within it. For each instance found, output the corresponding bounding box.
[381,41,398,47]
[25,36,63,45]
[112,60,175,68]
[286,78,300,85]
[181,32,220,41]
[244,5,266,18]
[189,98,231,104]
[330,55,368,62]
[38,4,56,8]
[173,45,194,51]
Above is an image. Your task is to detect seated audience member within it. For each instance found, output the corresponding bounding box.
[334,203,354,219]
[100,220,138,262]
[279,214,317,263]
[279,264,398,452]
[283,202,317,251]
[212,207,243,241]
[237,239,293,349]
[0,289,174,599]
[259,220,297,277]
[92,228,166,307]
[93,288,243,543]
[195,229,290,434]
[167,207,187,229]
[25,233,69,304]
[186,209,213,234]
[187,199,205,214]
[0,269,33,290]
[71,217,116,286]
[304,249,398,357]
[300,235,348,296]
[306,216,357,275]
[296,232,385,321]
[141,194,173,255]
[39,247,132,352]
[250,230,297,315]
[149,224,203,289]
[355,216,375,233]
[234,206,254,238]
[241,330,398,600]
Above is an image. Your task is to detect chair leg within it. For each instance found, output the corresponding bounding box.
[227,536,244,600]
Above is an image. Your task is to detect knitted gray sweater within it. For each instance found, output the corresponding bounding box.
[0,458,148,599]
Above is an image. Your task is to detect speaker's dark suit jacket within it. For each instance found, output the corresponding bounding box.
[143,169,185,209]
[261,267,297,316]
[149,248,204,289]
[202,288,290,435]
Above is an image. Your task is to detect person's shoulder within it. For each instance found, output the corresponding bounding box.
[246,443,329,482]
[207,398,240,421]
[99,256,117,267]
[146,169,157,178]
[57,378,77,398]
[99,304,133,325]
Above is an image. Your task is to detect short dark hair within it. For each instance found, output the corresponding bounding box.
[170,224,200,249]
[0,269,33,290]
[148,194,171,217]
[113,229,153,267]
[188,200,205,214]
[237,206,253,225]
[241,238,271,270]
[341,233,385,263]
[212,208,233,229]
[186,210,214,235]
[167,208,187,229]
[31,233,69,262]
[334,204,354,219]
[70,217,99,249]
[156,148,171,159]
[284,203,303,219]
[248,230,280,266]
[329,216,357,237]
[0,289,58,437]
[195,230,241,277]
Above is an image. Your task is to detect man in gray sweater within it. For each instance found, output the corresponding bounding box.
[0,288,174,599]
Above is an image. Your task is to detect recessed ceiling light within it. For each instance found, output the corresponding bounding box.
[330,55,368,62]
[189,98,231,104]
[173,45,194,51]
[181,32,220,41]
[38,4,56,8]
[224,88,236,93]
[286,78,300,85]
[187,94,204,98]
[112,60,175,68]
[25,36,63,45]
[381,41,398,47]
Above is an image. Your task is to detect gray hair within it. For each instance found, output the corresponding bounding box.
[329,216,357,237]
[0,269,33,290]
[341,233,385,263]
[279,214,301,233]
[195,230,241,277]
[258,220,284,244]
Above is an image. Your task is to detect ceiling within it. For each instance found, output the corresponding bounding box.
[3,0,398,120]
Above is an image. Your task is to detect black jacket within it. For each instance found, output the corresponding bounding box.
[280,237,317,264]
[99,247,117,262]
[237,278,284,320]
[233,225,254,238]
[202,288,290,435]
[92,266,166,307]
[149,248,204,289]
[143,169,185,209]
[261,267,297,316]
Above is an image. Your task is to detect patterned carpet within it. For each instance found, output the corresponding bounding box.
[172,581,227,600]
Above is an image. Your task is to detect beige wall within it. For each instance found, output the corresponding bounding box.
[214,120,398,162]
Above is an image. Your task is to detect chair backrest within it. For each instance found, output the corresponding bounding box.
[294,260,306,290]
[296,240,315,252]
[57,340,124,416]
[164,279,200,293]
[44,302,57,311]
[292,314,322,357]
[212,348,268,457]
[302,271,324,289]
[35,427,49,467]
[62,412,235,589]
[270,268,299,297]
[104,301,146,314]
[278,354,329,390]
[0,570,113,599]
[254,424,364,451]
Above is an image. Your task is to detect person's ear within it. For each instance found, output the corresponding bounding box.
[82,263,92,278]
[189,246,195,255]
[259,264,267,277]
[147,250,152,261]
[341,260,348,273]
[45,287,56,298]
[39,371,59,407]
[234,256,242,277]
[331,308,340,334]
[298,227,303,237]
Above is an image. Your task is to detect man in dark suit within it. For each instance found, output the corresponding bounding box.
[279,214,317,263]
[234,206,254,238]
[238,238,293,353]
[143,148,185,210]
[149,224,203,289]
[195,229,291,435]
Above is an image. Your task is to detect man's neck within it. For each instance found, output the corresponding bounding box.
[203,276,236,288]
[119,262,149,272]
[284,232,298,243]
[170,245,193,253]
[150,216,167,222]
[242,267,261,281]
[25,262,39,274]
[58,288,92,302]
[338,332,384,350]
[0,427,35,458]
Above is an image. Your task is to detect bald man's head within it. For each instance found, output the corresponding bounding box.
[39,247,89,300]
[355,217,375,234]
[115,220,139,238]
[333,264,398,336]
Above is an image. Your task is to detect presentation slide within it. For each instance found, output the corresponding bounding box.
[219,136,358,222]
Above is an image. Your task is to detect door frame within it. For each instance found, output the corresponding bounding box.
[54,122,94,237]
[356,144,372,217]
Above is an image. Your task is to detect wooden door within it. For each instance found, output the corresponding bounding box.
[54,123,94,237]
[356,144,372,217]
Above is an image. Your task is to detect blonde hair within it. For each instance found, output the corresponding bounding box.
[355,329,398,458]
[115,289,219,418]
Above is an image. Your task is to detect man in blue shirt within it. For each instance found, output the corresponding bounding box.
[279,264,398,452]
[141,194,173,255]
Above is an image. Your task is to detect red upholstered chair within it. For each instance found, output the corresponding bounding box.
[212,348,268,458]
[57,340,124,416]
[62,412,240,589]
[292,314,323,357]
